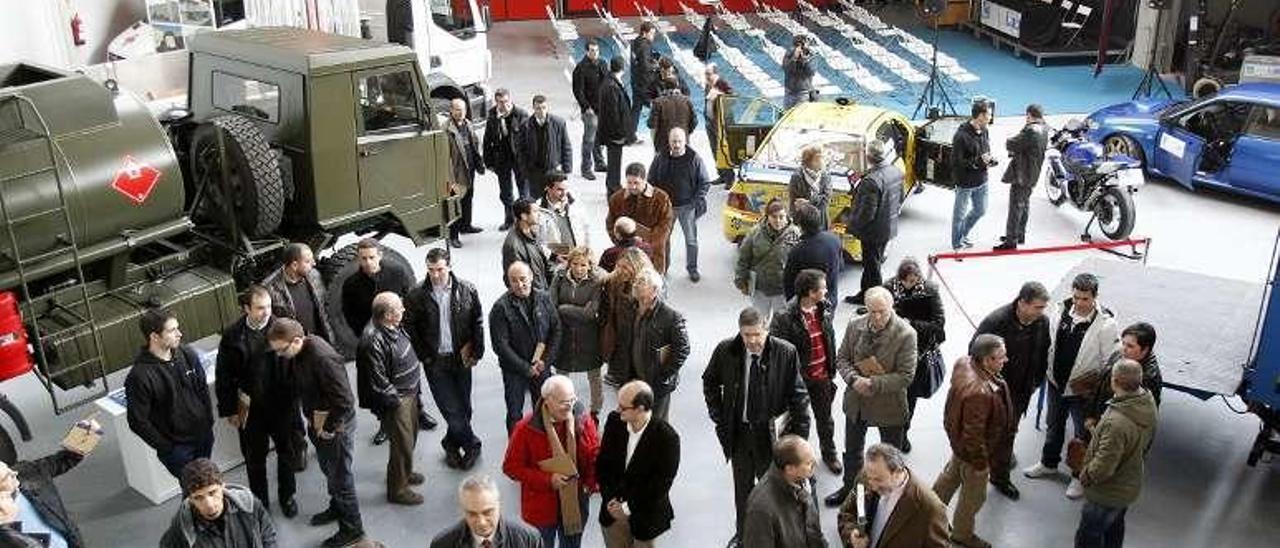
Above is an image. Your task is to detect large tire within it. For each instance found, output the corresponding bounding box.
[1046,172,1069,206]
[1102,134,1144,167]
[318,241,415,359]
[1094,187,1136,240]
[190,115,285,238]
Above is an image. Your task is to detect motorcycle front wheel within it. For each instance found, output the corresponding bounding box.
[1095,187,1136,240]
[1046,174,1069,206]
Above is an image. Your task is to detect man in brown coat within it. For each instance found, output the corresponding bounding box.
[839,443,949,548]
[932,335,1014,548]
[647,77,696,154]
[606,163,675,274]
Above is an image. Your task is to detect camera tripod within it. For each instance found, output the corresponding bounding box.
[1133,3,1173,100]
[913,16,958,120]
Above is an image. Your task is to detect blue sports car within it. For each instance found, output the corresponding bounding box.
[1084,82,1280,204]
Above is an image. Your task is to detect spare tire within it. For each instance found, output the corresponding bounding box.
[1192,76,1223,99]
[190,115,285,238]
[318,241,416,359]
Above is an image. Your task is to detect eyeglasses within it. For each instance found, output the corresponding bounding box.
[617,403,637,412]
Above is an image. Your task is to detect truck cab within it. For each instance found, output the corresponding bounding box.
[377,0,492,121]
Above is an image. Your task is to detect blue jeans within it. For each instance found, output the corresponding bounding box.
[784,90,814,109]
[157,434,214,481]
[495,164,529,225]
[425,359,480,454]
[537,494,590,548]
[673,204,699,272]
[1075,500,1127,548]
[502,368,550,435]
[309,423,362,532]
[1041,382,1086,468]
[580,109,605,174]
[951,183,988,249]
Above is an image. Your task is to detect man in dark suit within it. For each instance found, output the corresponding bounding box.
[597,380,681,547]
[429,474,542,548]
[484,88,531,231]
[838,443,950,548]
[845,139,903,306]
[629,22,658,142]
[517,95,572,201]
[597,57,633,196]
[703,307,811,548]
[783,202,843,308]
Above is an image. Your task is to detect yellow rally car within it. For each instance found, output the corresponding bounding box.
[714,96,960,262]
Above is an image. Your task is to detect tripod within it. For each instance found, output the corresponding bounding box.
[913,16,958,119]
[1133,4,1173,99]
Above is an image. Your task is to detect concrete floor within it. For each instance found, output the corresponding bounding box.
[8,17,1275,548]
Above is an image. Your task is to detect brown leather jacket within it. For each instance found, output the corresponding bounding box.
[943,357,1014,470]
[605,185,674,274]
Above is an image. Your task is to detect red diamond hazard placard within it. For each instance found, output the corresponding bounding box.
[111,155,161,205]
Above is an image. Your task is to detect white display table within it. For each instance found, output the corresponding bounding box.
[95,334,244,505]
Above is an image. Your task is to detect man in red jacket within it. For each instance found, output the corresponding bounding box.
[503,374,600,548]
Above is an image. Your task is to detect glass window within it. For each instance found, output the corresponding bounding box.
[357,69,422,134]
[431,0,477,36]
[1180,100,1251,141]
[1244,106,1280,141]
[755,127,865,175]
[211,72,280,123]
[722,96,782,127]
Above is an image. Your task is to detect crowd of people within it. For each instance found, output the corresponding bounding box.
[0,22,1167,548]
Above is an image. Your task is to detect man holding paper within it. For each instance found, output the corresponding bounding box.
[0,415,103,548]
[503,375,600,548]
[837,443,949,548]
[825,287,917,508]
[492,261,562,434]
[405,247,486,470]
[624,268,690,421]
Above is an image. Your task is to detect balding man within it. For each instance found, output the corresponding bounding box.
[491,262,562,434]
[845,139,904,306]
[356,292,424,505]
[838,443,949,548]
[742,436,825,548]
[597,381,681,547]
[1074,359,1157,548]
[447,97,485,248]
[430,474,542,548]
[826,287,917,507]
[648,127,710,282]
[599,216,654,272]
[503,375,601,548]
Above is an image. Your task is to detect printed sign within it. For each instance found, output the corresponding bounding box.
[1158,133,1186,159]
[110,155,162,204]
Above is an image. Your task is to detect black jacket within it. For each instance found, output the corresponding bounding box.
[630,36,658,94]
[356,324,421,413]
[215,316,295,420]
[429,518,542,548]
[1002,119,1050,187]
[597,412,681,540]
[340,263,414,336]
[159,484,276,548]
[10,450,86,548]
[483,106,528,170]
[848,162,904,244]
[770,299,837,381]
[597,75,633,144]
[501,227,551,292]
[261,267,332,342]
[648,149,709,208]
[628,301,691,399]
[703,335,811,460]
[782,232,843,307]
[973,300,1050,412]
[517,114,572,178]
[290,336,354,434]
[403,274,485,368]
[572,56,609,112]
[490,290,561,376]
[124,345,213,454]
[887,279,947,353]
[951,120,991,188]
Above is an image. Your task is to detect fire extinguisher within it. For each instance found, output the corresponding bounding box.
[71,13,86,46]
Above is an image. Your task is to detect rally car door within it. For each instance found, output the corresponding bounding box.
[714,94,783,171]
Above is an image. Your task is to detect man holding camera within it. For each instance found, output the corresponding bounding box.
[950,101,996,251]
[783,36,816,109]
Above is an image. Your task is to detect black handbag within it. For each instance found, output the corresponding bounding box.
[909,349,946,399]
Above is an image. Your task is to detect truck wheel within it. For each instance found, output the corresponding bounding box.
[190,115,285,238]
[319,241,415,359]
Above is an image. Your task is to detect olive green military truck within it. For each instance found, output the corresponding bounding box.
[0,27,456,419]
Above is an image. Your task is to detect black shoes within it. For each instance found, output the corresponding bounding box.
[992,479,1021,500]
[689,270,701,283]
[309,508,338,526]
[447,236,463,249]
[459,225,483,234]
[993,241,1018,251]
[280,498,298,519]
[419,412,438,431]
[581,172,597,181]
[824,486,850,508]
[372,428,388,446]
[823,456,843,475]
[844,292,865,306]
[321,527,365,548]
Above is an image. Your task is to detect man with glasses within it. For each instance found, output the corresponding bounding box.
[597,381,680,548]
[0,417,103,548]
[502,375,600,548]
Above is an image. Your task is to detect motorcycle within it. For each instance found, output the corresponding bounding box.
[1045,119,1143,240]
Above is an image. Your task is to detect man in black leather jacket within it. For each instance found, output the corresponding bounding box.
[490,261,561,434]
[356,292,424,505]
[624,269,690,421]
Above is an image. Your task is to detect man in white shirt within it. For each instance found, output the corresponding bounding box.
[597,381,681,548]
[429,475,541,548]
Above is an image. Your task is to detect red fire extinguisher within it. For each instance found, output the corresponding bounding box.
[71,13,86,46]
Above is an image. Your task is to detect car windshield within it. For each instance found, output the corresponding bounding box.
[431,0,478,37]
[754,127,866,176]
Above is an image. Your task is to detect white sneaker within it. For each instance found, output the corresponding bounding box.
[1065,478,1085,499]
[1023,462,1060,479]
